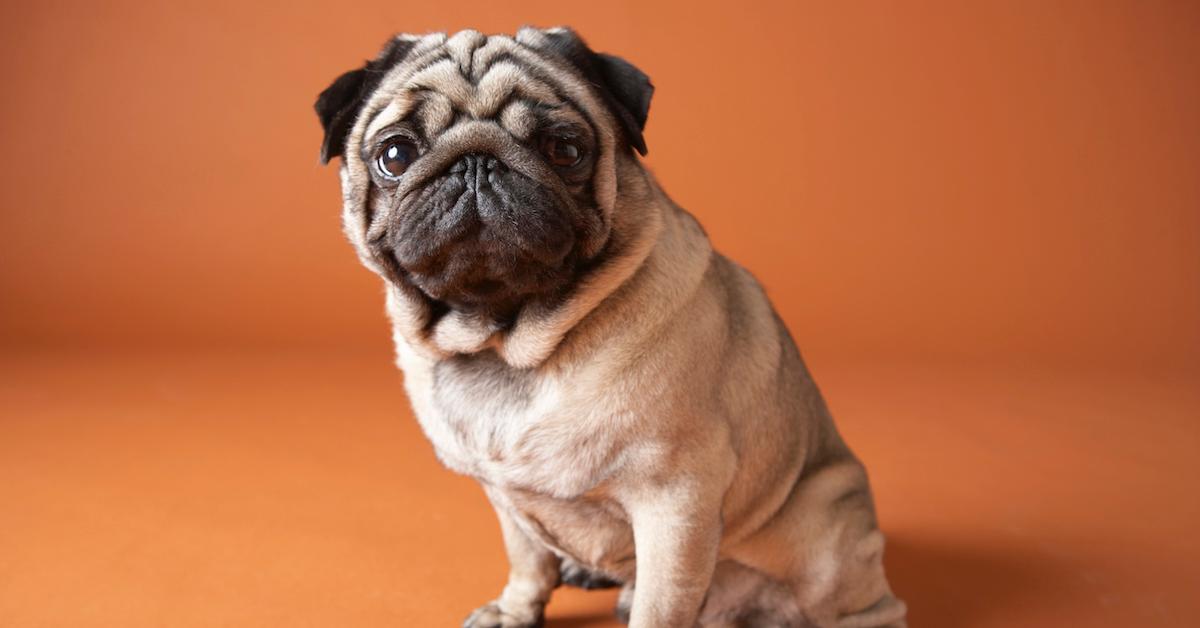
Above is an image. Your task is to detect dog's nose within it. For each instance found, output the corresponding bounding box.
[448,153,507,177]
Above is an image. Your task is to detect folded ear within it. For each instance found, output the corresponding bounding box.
[314,36,417,164]
[525,27,654,156]
[591,52,653,156]
[315,68,367,164]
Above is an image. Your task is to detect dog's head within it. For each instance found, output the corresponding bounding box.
[316,27,653,320]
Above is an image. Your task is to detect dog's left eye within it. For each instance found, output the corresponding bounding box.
[377,139,418,178]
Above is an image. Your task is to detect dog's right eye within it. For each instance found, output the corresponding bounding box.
[376,139,418,179]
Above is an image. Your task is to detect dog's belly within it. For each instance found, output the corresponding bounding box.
[502,488,637,581]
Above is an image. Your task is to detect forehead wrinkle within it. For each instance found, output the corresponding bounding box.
[495,98,588,144]
[537,105,590,134]
[471,62,561,119]
[445,29,486,74]
[354,41,455,144]
[354,29,613,170]
[503,43,613,141]
[505,44,597,112]
[417,91,455,137]
[408,59,474,106]
[469,35,520,81]
[363,93,419,142]
[499,99,536,140]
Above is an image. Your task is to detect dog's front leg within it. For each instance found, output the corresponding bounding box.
[463,491,560,628]
[621,465,731,628]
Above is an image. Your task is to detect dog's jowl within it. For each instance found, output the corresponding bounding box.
[316,27,906,628]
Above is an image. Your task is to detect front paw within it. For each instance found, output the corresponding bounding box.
[462,601,544,628]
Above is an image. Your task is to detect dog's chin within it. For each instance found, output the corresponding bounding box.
[382,163,583,319]
[401,240,579,319]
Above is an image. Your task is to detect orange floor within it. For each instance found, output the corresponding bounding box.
[1,350,1197,627]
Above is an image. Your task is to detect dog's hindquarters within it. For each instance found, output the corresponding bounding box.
[713,453,905,628]
[692,258,906,628]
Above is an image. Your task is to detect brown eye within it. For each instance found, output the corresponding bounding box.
[540,136,583,167]
[377,139,418,178]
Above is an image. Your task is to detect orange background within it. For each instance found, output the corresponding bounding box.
[1,2,1197,627]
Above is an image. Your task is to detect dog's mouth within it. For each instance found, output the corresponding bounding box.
[380,153,581,315]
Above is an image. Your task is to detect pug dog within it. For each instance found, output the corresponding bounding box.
[314,27,906,628]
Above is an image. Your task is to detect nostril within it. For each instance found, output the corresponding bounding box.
[450,154,509,189]
[483,157,509,176]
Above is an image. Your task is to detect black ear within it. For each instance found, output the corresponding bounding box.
[534,28,654,156]
[315,68,368,164]
[591,53,653,156]
[314,36,416,165]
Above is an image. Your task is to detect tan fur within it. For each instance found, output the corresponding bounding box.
[334,28,905,628]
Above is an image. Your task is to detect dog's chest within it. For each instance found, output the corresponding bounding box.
[409,353,621,498]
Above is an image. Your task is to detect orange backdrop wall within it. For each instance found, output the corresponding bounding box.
[3,4,1200,628]
[2,0,1198,367]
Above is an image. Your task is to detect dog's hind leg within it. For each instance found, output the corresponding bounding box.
[726,460,906,628]
[798,528,906,628]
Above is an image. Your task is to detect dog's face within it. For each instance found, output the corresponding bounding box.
[316,28,653,320]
